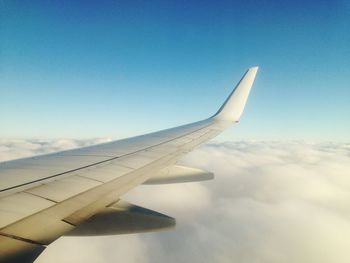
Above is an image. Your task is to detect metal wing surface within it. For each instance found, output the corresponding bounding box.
[0,67,258,262]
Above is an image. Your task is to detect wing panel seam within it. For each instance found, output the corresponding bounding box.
[0,122,214,193]
[0,232,45,246]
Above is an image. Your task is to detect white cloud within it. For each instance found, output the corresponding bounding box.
[1,140,349,263]
[0,138,111,162]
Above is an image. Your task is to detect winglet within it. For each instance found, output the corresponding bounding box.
[212,67,258,122]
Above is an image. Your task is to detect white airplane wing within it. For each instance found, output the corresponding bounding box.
[0,67,258,262]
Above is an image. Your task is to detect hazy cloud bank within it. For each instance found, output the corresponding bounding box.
[1,140,349,263]
[0,138,111,162]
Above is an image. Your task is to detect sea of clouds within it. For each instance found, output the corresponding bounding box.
[1,139,349,263]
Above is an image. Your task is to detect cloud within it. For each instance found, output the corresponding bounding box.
[1,140,349,263]
[0,138,111,162]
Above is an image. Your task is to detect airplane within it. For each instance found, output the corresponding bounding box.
[0,67,258,262]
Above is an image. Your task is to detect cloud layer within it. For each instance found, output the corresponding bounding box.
[0,138,111,162]
[1,140,349,263]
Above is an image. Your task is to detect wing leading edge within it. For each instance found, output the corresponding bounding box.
[0,67,258,263]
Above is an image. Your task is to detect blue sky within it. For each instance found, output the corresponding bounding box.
[1,0,349,141]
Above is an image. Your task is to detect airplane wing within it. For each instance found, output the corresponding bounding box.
[0,67,258,262]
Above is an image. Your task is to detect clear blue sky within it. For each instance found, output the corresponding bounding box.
[1,0,349,141]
